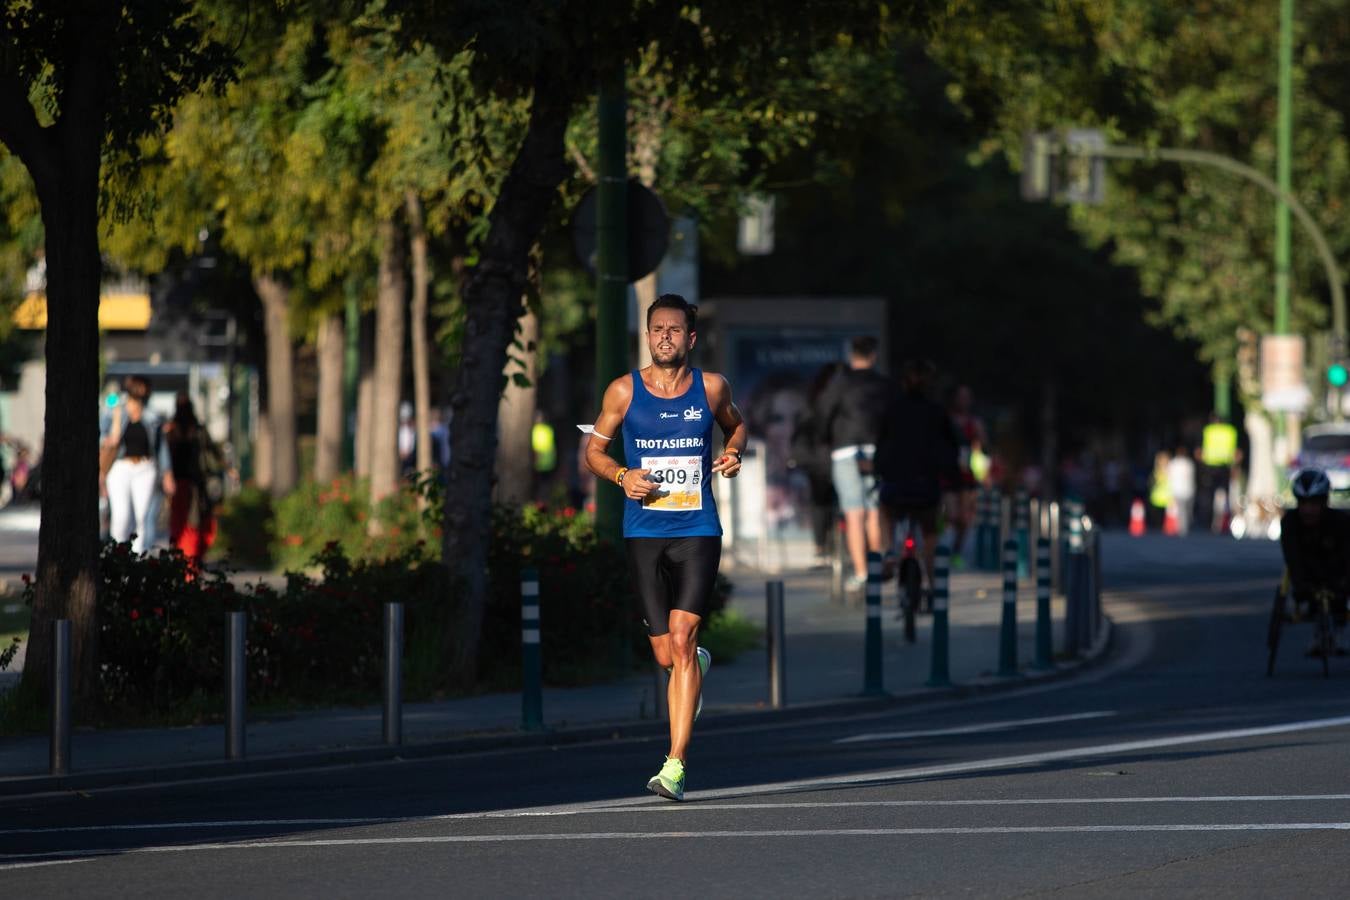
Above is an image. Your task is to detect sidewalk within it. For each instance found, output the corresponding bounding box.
[0,549,1101,790]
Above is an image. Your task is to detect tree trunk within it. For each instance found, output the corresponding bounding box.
[406,190,433,480]
[254,274,298,495]
[314,311,345,484]
[355,311,375,479]
[254,406,274,491]
[494,307,538,506]
[443,76,572,685]
[370,217,408,505]
[18,142,103,704]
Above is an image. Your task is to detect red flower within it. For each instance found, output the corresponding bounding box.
[562,507,576,518]
[129,609,140,620]
[284,535,303,547]
[153,607,164,617]
[21,573,31,584]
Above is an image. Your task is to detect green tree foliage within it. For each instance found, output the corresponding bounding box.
[932,0,1350,392]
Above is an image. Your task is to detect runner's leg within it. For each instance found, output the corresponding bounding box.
[665,609,701,761]
[663,536,720,760]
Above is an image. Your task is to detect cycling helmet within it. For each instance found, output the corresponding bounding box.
[1292,468,1332,500]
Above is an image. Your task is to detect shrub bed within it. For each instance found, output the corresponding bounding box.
[7,499,732,724]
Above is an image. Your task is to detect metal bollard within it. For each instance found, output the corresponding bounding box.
[225,610,246,760]
[521,568,543,732]
[1065,509,1088,658]
[1049,501,1062,596]
[927,546,952,687]
[766,580,786,708]
[50,619,72,776]
[1015,490,1030,579]
[384,602,404,744]
[1029,498,1042,585]
[1034,538,1053,669]
[998,539,1019,676]
[999,493,1013,561]
[863,551,884,695]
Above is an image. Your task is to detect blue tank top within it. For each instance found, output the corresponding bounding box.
[622,368,723,538]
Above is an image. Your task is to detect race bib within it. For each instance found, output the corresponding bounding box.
[640,455,703,511]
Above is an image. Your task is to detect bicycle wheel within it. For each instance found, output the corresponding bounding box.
[1267,589,1284,677]
[900,558,920,644]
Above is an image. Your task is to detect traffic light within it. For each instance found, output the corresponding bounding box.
[1329,361,1349,388]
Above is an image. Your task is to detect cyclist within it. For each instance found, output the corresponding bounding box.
[1279,469,1350,655]
[874,360,959,594]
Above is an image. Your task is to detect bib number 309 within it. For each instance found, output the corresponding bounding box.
[640,455,703,511]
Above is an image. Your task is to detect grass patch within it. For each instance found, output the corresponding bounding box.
[699,609,762,664]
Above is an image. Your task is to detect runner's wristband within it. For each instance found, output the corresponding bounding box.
[615,467,628,486]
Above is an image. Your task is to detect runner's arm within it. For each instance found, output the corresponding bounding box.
[585,377,655,500]
[706,373,746,478]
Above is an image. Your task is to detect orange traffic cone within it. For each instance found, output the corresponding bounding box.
[1163,503,1179,536]
[1129,498,1146,537]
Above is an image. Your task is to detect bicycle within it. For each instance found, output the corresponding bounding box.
[1266,570,1341,679]
[891,517,926,644]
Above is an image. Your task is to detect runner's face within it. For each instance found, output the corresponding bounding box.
[647,309,694,367]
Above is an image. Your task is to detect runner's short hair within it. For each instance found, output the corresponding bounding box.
[850,335,878,358]
[648,293,697,331]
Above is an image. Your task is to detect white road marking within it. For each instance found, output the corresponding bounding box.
[834,711,1117,744]
[512,710,1350,813]
[9,795,1350,837]
[6,823,1350,867]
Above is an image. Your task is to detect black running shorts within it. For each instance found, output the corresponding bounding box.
[624,536,722,636]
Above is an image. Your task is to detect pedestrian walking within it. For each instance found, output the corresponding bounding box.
[814,335,893,591]
[100,375,172,553]
[1148,450,1172,532]
[1167,445,1196,536]
[164,392,221,569]
[1199,413,1238,532]
[585,293,747,801]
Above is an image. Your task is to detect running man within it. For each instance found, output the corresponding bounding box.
[586,293,747,801]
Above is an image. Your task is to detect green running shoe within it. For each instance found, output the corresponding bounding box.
[646,756,686,801]
[695,646,712,721]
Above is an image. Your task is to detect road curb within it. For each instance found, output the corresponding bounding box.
[0,614,1117,798]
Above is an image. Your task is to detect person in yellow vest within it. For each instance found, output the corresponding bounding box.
[531,411,558,501]
[1199,414,1239,533]
[1149,450,1172,532]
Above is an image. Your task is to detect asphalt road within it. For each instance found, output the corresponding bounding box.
[5,533,1350,898]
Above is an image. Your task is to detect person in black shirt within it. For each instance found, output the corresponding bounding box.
[875,360,960,593]
[99,375,173,552]
[814,336,893,590]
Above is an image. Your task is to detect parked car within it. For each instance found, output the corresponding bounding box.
[1294,424,1350,503]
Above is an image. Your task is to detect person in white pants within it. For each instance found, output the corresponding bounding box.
[101,375,174,553]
